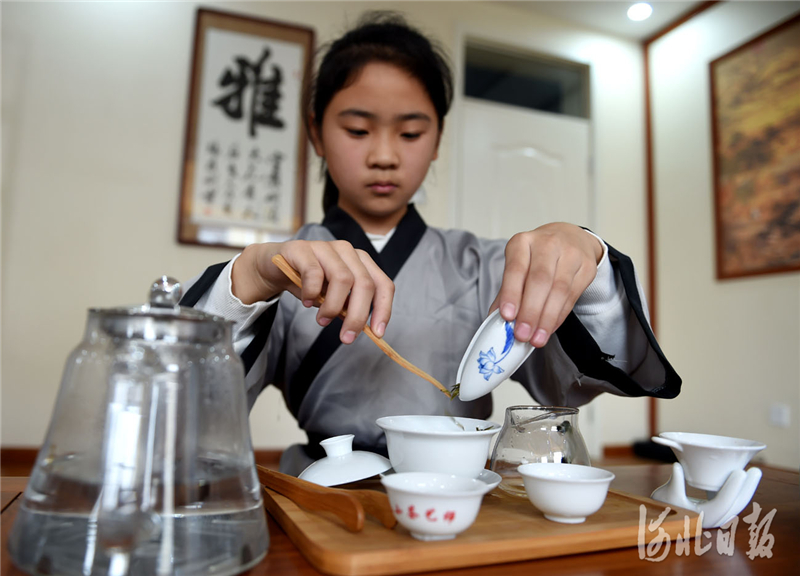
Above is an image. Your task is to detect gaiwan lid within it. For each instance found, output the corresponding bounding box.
[298,435,392,487]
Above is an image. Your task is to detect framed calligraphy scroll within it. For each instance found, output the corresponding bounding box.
[178,8,314,248]
[710,14,800,279]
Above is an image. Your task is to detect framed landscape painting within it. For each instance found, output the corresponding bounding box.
[710,14,800,279]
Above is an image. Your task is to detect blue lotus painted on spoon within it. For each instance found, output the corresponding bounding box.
[477,321,515,380]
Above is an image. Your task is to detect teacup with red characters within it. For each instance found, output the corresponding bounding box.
[380,472,494,541]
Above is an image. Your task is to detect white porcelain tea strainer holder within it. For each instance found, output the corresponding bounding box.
[649,432,766,528]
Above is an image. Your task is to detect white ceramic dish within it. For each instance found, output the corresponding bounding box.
[518,463,615,524]
[381,472,494,541]
[456,309,535,402]
[651,432,766,491]
[376,415,500,478]
[298,434,392,487]
[382,468,502,490]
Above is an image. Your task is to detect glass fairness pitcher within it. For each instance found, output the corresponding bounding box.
[489,406,591,498]
[8,277,268,576]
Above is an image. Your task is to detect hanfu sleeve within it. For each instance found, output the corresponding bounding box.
[475,234,681,407]
[180,255,281,409]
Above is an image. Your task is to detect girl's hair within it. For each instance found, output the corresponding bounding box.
[305,12,454,213]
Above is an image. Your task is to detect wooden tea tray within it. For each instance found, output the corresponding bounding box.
[262,484,699,576]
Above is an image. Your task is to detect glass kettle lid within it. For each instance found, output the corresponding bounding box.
[91,276,232,343]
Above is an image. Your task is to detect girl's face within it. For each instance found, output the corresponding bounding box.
[311,62,441,232]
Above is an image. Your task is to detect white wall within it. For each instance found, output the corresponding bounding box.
[650,1,800,469]
[2,1,650,452]
[443,4,651,450]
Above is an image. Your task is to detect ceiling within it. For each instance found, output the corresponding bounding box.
[500,1,705,41]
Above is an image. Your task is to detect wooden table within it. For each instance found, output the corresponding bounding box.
[2,465,798,575]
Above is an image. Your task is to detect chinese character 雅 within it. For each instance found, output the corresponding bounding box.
[213,47,286,137]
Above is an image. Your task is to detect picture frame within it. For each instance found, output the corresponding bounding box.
[178,8,314,249]
[710,14,800,280]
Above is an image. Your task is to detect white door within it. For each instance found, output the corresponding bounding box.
[458,98,591,235]
[455,97,602,460]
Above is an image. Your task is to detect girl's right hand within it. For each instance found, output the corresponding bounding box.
[231,240,394,344]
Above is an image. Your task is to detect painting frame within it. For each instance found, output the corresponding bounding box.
[177,8,314,249]
[710,13,800,280]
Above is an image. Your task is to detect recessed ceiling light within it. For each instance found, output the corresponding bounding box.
[627,3,653,21]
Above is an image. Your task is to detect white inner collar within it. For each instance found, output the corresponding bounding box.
[365,227,397,253]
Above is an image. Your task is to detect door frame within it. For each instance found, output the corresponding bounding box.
[449,24,596,230]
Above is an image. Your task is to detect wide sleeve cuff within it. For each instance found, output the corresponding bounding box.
[192,255,280,350]
[204,254,274,308]
[574,230,621,315]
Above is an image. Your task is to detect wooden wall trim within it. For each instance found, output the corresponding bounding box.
[254,449,283,468]
[602,445,635,459]
[641,1,721,437]
[643,1,721,47]
[0,448,38,476]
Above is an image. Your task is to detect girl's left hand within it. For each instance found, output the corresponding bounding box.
[489,223,604,348]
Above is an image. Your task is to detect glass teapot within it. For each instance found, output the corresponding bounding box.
[489,406,591,498]
[8,277,268,576]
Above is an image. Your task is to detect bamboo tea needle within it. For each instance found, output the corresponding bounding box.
[271,254,450,397]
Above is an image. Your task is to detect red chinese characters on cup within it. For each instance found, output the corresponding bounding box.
[394,505,457,523]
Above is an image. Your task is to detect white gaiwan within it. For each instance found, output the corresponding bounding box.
[376,415,500,478]
[381,472,494,541]
[457,309,535,402]
[298,434,392,487]
[650,432,766,528]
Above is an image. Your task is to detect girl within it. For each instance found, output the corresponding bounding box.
[183,13,680,475]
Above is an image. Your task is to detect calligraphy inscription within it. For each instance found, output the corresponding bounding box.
[201,140,284,225]
[637,503,777,561]
[394,505,457,524]
[214,47,286,137]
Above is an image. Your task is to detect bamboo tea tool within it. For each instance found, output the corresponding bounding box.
[257,466,396,532]
[271,254,449,396]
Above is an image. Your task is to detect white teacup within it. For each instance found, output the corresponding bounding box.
[518,463,615,524]
[381,472,493,540]
[652,432,766,491]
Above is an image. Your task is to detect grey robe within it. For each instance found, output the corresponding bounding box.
[182,205,680,474]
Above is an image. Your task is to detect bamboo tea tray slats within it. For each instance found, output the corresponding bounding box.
[262,484,699,576]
